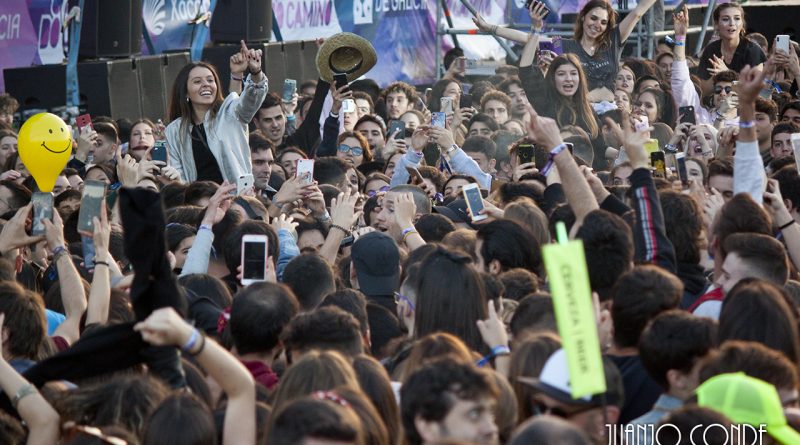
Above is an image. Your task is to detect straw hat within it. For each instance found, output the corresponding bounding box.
[316,33,377,83]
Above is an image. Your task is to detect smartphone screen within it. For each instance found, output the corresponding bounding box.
[342,99,356,114]
[241,236,267,285]
[644,139,660,167]
[77,180,106,234]
[678,106,696,125]
[82,236,96,270]
[431,112,446,128]
[462,184,487,221]
[151,140,167,163]
[282,79,297,102]
[31,192,53,236]
[517,144,534,165]
[296,159,315,184]
[388,120,406,139]
[651,152,666,178]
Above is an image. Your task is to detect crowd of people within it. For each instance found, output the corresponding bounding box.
[0,1,799,444]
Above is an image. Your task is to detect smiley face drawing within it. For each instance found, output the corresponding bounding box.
[18,113,73,192]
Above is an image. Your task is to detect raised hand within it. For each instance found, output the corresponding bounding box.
[201,181,237,226]
[240,40,262,74]
[0,204,45,253]
[707,55,729,77]
[476,300,509,350]
[736,64,767,105]
[229,45,248,77]
[529,0,548,31]
[673,4,689,37]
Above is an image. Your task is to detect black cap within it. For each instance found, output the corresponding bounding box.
[351,232,400,296]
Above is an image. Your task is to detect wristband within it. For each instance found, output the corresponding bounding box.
[490,25,498,35]
[401,227,418,242]
[476,345,511,367]
[738,120,755,129]
[199,224,213,231]
[540,143,569,177]
[330,224,352,237]
[12,384,37,409]
[286,114,296,122]
[230,74,243,81]
[189,333,206,356]
[447,144,459,154]
[52,246,69,262]
[329,111,339,119]
[674,41,685,47]
[780,220,795,231]
[182,328,200,353]
[664,143,678,154]
[94,261,109,268]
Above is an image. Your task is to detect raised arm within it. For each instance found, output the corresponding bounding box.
[180,182,236,277]
[319,190,361,265]
[472,14,530,44]
[527,107,598,226]
[764,179,800,271]
[617,0,659,43]
[45,211,86,346]
[135,308,256,445]
[233,41,268,124]
[733,64,767,203]
[0,314,60,445]
[228,42,247,96]
[86,203,112,326]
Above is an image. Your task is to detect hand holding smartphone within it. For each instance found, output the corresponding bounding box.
[237,174,254,196]
[151,140,168,163]
[282,79,297,102]
[334,73,349,91]
[431,112,446,128]
[296,159,315,185]
[462,183,487,222]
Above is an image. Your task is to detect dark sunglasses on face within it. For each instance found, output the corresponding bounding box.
[367,186,391,197]
[714,85,734,94]
[338,145,364,156]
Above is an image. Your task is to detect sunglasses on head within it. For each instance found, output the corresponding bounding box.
[714,85,734,94]
[367,186,390,197]
[338,145,364,156]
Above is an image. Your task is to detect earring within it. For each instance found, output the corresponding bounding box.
[186,96,190,102]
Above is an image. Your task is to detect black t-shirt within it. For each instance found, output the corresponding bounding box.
[191,123,224,184]
[697,38,766,80]
[561,27,623,91]
[608,354,663,424]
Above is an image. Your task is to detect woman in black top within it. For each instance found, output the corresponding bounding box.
[697,3,766,95]
[474,0,657,95]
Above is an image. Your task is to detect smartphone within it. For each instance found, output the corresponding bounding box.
[77,180,106,234]
[460,93,473,109]
[776,35,791,54]
[552,37,563,55]
[406,166,424,185]
[151,140,167,163]
[534,145,551,170]
[237,174,254,196]
[678,106,696,125]
[675,152,688,185]
[431,112,446,128]
[525,0,550,17]
[81,236,96,270]
[296,159,315,185]
[792,133,800,173]
[282,79,297,102]
[462,183,487,222]
[634,115,649,132]
[333,73,349,90]
[31,192,53,236]
[342,99,356,114]
[517,144,535,165]
[388,120,406,139]
[76,113,93,132]
[240,234,268,286]
[651,152,666,178]
[440,97,454,114]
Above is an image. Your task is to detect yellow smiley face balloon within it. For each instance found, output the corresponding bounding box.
[18,113,73,192]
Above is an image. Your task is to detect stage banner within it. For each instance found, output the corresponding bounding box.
[2,0,708,92]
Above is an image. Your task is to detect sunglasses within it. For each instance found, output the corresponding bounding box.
[367,186,391,197]
[338,145,364,156]
[714,85,734,94]
[531,400,598,419]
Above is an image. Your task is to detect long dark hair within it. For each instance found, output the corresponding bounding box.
[545,54,599,138]
[411,246,488,353]
[167,62,225,129]
[574,0,618,50]
[428,78,461,112]
[143,393,216,445]
[637,88,677,128]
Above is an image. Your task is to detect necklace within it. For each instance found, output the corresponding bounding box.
[581,38,596,56]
